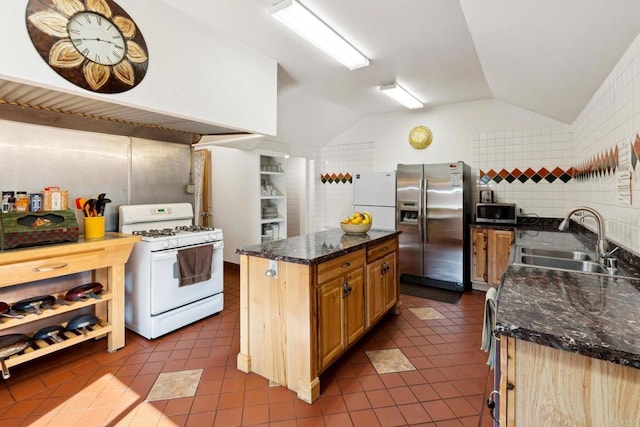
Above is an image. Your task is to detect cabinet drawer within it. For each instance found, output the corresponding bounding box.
[367,237,397,262]
[0,249,107,288]
[317,249,365,284]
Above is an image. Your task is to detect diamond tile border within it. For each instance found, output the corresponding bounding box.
[480,166,573,184]
[481,135,640,185]
[320,172,353,184]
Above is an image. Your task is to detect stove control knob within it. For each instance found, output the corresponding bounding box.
[170,239,179,248]
[204,234,212,242]
[162,240,170,249]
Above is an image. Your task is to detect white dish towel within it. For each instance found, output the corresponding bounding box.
[481,286,498,369]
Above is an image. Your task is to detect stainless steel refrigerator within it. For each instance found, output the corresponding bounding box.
[396,162,471,292]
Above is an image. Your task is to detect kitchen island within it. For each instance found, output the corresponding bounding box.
[496,231,640,426]
[236,229,400,403]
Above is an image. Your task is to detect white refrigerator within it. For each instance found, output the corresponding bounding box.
[352,171,397,231]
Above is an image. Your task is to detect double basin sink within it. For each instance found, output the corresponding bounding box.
[513,246,618,275]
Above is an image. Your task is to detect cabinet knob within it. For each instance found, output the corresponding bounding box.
[341,262,351,268]
[265,269,276,277]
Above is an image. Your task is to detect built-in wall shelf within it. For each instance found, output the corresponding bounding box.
[260,154,287,243]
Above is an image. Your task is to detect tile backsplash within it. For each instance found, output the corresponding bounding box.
[309,142,375,231]
[472,32,640,254]
[471,126,572,218]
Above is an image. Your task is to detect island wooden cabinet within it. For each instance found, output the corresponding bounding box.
[237,234,399,403]
[317,249,365,370]
[499,336,640,426]
[365,240,397,328]
[471,227,514,286]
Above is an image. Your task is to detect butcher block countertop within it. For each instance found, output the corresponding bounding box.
[236,228,401,265]
[496,230,640,369]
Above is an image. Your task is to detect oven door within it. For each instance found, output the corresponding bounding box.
[149,241,223,315]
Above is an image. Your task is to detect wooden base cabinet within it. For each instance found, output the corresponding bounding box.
[366,240,397,328]
[317,253,365,370]
[471,228,514,286]
[237,235,399,403]
[499,337,640,426]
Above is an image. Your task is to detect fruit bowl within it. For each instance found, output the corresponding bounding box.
[340,222,371,235]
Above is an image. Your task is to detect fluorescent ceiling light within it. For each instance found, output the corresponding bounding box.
[270,0,369,70]
[379,83,423,109]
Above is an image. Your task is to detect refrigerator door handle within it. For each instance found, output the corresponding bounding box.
[423,178,428,243]
[418,178,424,243]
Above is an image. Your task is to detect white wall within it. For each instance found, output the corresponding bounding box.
[309,142,375,232]
[206,146,261,264]
[468,32,640,255]
[568,32,640,253]
[311,100,564,233]
[285,157,308,237]
[471,125,574,217]
[330,99,565,171]
[1,0,277,135]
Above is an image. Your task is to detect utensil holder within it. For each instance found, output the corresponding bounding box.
[84,216,105,239]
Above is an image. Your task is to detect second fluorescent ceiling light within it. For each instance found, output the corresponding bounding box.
[270,0,369,70]
[379,83,424,109]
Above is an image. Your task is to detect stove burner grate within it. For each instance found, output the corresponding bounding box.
[175,225,215,232]
[132,228,176,238]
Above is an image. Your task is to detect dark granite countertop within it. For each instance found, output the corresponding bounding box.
[496,230,640,369]
[236,229,401,265]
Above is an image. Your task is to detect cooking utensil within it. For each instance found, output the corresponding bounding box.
[83,199,96,217]
[65,282,103,301]
[95,197,111,216]
[66,313,98,338]
[33,325,66,343]
[0,334,31,379]
[0,301,24,319]
[11,295,56,315]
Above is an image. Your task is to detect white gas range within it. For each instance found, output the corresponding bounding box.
[119,203,223,339]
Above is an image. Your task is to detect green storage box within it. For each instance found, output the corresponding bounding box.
[0,210,79,250]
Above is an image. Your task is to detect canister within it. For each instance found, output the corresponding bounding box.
[29,193,43,212]
[1,191,14,213]
[43,187,68,211]
[14,192,29,212]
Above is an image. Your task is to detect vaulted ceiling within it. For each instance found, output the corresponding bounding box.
[165,0,640,152]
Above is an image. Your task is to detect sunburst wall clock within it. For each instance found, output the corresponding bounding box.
[26,0,149,93]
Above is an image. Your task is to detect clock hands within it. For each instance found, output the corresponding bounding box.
[72,37,117,45]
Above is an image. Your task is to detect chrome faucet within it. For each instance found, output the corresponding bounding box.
[558,206,608,263]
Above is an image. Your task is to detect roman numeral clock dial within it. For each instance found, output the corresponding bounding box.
[68,12,125,66]
[26,0,149,93]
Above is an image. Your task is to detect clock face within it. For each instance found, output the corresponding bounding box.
[26,0,149,94]
[68,12,126,66]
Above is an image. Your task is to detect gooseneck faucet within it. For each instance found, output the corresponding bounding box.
[558,206,608,263]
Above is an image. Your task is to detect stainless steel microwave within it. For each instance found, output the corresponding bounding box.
[475,203,517,224]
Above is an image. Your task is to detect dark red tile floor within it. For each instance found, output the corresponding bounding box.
[0,267,494,426]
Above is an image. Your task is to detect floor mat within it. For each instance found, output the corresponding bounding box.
[400,282,462,304]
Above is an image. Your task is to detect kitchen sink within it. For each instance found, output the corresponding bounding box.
[519,247,593,261]
[516,255,609,274]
